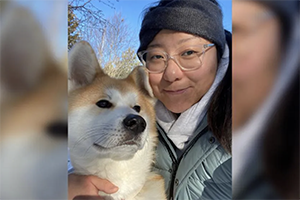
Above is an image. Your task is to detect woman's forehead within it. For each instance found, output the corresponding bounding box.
[148,30,208,49]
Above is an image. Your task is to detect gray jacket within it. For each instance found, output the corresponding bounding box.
[153,115,232,200]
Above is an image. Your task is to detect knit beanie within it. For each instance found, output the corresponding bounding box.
[138,0,226,59]
[258,1,299,40]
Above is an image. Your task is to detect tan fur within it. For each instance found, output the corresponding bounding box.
[1,63,66,137]
[0,3,67,199]
[69,73,156,135]
[68,41,166,200]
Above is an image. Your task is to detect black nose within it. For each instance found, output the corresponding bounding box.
[123,114,146,135]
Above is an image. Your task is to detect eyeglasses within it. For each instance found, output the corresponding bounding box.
[233,11,274,43]
[138,43,214,73]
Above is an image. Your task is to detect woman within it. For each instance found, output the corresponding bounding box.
[69,0,232,199]
[232,0,299,199]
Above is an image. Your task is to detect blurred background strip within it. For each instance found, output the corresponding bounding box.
[232,0,299,199]
[0,1,68,199]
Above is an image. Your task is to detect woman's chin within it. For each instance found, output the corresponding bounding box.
[165,103,193,114]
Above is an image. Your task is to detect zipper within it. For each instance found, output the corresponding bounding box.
[181,126,209,161]
[157,123,209,200]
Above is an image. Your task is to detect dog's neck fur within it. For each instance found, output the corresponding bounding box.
[71,133,155,200]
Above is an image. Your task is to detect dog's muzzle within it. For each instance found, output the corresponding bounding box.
[123,114,146,135]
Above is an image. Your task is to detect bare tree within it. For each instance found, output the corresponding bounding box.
[68,0,118,37]
[100,13,134,62]
[68,0,140,78]
[83,12,140,78]
[104,47,141,79]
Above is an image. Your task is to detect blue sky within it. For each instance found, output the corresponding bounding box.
[14,0,231,56]
[14,0,67,59]
[101,0,232,47]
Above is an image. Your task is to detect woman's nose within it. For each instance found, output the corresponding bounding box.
[162,58,183,82]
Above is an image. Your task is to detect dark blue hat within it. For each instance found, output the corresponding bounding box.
[138,0,226,57]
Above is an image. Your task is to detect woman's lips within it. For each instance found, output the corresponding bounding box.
[163,87,190,95]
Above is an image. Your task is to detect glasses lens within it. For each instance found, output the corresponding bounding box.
[178,48,203,70]
[139,45,211,73]
[142,50,166,73]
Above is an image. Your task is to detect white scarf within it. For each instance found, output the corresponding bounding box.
[155,44,230,149]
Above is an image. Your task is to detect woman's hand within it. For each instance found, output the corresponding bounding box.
[68,174,119,200]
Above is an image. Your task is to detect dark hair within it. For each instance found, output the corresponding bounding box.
[262,71,299,199]
[256,2,299,198]
[207,30,232,154]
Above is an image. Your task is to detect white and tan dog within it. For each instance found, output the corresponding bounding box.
[68,41,166,200]
[0,3,67,200]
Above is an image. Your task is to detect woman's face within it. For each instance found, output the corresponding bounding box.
[232,1,282,130]
[147,30,218,113]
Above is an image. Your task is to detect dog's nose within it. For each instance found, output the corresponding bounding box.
[123,114,146,134]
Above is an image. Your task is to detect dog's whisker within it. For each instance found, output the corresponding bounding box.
[72,131,105,149]
[72,133,95,149]
[83,134,111,156]
[72,126,122,149]
[106,138,116,148]
[94,135,108,145]
[72,126,112,143]
[83,144,94,157]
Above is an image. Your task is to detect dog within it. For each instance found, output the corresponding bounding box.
[0,3,67,199]
[68,41,166,200]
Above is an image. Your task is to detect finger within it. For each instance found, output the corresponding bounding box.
[68,174,99,199]
[88,176,119,194]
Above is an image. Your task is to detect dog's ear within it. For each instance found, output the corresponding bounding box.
[0,6,51,94]
[128,66,154,98]
[68,41,104,92]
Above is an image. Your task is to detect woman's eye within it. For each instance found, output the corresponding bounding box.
[132,105,141,113]
[96,100,112,108]
[150,54,164,60]
[182,50,196,56]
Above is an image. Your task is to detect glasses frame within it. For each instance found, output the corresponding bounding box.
[138,43,215,73]
[233,11,275,43]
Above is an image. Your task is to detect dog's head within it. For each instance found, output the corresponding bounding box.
[68,41,156,161]
[0,3,67,199]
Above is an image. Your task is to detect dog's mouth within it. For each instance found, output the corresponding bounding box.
[93,139,140,151]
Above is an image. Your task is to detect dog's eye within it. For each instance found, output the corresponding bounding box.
[96,100,112,108]
[133,105,141,113]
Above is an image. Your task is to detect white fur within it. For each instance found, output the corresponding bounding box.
[1,133,67,199]
[0,4,67,200]
[106,89,138,108]
[68,91,159,199]
[68,41,166,200]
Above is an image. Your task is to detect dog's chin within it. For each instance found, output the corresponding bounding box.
[93,142,143,160]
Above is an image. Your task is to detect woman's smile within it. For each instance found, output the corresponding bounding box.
[163,87,191,95]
